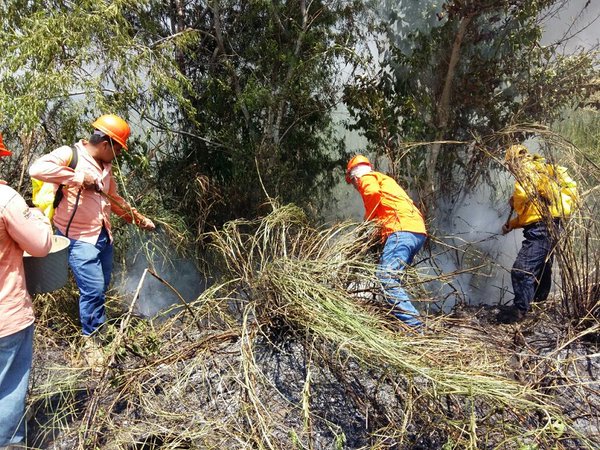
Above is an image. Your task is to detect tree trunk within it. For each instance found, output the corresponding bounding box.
[273,0,308,146]
[427,14,473,194]
[211,1,252,127]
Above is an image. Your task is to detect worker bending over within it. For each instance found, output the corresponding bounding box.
[499,144,578,323]
[346,155,427,329]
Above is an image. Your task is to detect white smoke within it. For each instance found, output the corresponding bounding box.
[115,230,206,318]
[422,175,523,311]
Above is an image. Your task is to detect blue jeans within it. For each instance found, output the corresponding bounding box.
[378,231,427,328]
[512,221,560,312]
[0,324,34,446]
[57,227,113,336]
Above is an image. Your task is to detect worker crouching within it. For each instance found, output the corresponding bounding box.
[346,155,427,329]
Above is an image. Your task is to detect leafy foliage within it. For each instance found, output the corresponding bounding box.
[344,0,599,195]
[0,0,368,235]
[150,0,368,228]
[0,0,193,213]
[0,0,191,134]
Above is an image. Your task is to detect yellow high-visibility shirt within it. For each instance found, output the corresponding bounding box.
[508,159,578,229]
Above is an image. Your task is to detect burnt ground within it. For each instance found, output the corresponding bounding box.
[24,296,600,449]
[445,300,600,441]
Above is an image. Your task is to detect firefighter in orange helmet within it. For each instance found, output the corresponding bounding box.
[346,155,427,329]
[29,115,155,359]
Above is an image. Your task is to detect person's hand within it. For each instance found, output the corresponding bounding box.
[82,172,98,190]
[138,216,156,231]
[501,223,511,235]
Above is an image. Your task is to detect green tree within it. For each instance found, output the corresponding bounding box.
[0,0,368,233]
[149,0,368,228]
[0,0,191,195]
[344,0,598,200]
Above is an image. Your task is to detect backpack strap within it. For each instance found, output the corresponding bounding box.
[68,144,79,170]
[52,145,79,209]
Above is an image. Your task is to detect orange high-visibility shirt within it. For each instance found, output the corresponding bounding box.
[29,140,144,244]
[356,171,427,239]
[0,183,52,338]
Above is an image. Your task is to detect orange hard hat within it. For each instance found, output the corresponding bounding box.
[345,154,372,183]
[0,132,12,157]
[91,114,131,150]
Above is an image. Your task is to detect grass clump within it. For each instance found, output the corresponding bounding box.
[26,201,599,449]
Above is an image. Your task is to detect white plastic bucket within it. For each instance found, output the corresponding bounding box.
[23,235,70,295]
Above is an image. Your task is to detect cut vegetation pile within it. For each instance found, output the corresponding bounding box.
[27,202,600,449]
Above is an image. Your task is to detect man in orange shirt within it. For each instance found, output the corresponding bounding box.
[29,115,155,343]
[346,155,427,328]
[0,133,53,447]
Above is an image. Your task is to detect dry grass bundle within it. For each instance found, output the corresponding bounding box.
[26,201,600,449]
[201,203,592,449]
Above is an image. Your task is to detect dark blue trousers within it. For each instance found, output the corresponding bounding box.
[512,221,560,312]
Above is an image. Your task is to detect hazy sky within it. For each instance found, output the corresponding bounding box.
[541,0,600,51]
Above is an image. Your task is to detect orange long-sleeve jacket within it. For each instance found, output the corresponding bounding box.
[356,171,427,239]
[29,140,147,244]
[0,183,52,338]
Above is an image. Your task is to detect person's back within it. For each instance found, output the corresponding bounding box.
[357,171,426,238]
[0,133,52,447]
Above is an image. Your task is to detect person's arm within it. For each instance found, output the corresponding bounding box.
[107,174,155,230]
[4,190,52,256]
[29,145,86,187]
[507,182,527,230]
[357,174,382,221]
